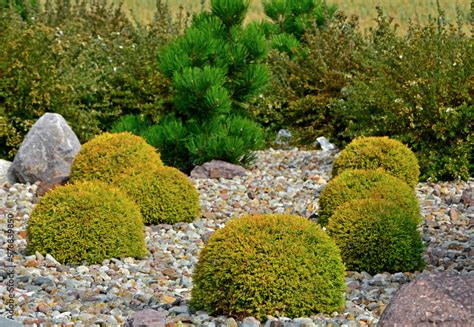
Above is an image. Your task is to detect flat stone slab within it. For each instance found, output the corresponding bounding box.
[379,272,474,326]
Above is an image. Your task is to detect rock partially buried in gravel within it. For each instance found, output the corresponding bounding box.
[125,309,167,327]
[190,160,246,179]
[0,159,16,185]
[379,272,474,326]
[10,113,80,189]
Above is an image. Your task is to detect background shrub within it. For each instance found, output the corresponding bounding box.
[327,198,424,274]
[191,214,346,319]
[332,9,473,181]
[251,12,364,146]
[332,136,420,188]
[318,169,420,226]
[0,0,177,159]
[113,166,201,225]
[27,181,147,265]
[70,132,162,183]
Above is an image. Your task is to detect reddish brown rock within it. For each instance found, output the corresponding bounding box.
[125,309,167,327]
[190,160,246,179]
[379,272,474,327]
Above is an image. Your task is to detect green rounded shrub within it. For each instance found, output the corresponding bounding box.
[318,169,420,226]
[327,198,425,274]
[70,132,163,183]
[190,214,346,319]
[27,181,147,265]
[113,166,201,225]
[332,136,420,188]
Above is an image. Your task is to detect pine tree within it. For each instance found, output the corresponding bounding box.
[262,0,337,56]
[151,0,268,172]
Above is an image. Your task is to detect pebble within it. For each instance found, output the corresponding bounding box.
[0,149,472,326]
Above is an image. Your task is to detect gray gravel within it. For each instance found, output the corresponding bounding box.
[0,148,472,326]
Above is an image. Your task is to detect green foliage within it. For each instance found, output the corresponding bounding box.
[327,198,424,274]
[0,0,38,20]
[153,0,268,172]
[0,0,177,159]
[113,166,201,225]
[27,181,147,265]
[262,0,337,56]
[332,136,420,188]
[70,132,163,183]
[251,13,363,146]
[113,114,265,172]
[191,214,346,319]
[111,114,151,136]
[332,9,473,181]
[318,169,420,226]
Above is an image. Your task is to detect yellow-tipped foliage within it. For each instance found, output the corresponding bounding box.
[191,214,346,319]
[113,166,201,225]
[332,136,420,188]
[70,132,163,183]
[318,169,420,226]
[328,198,425,274]
[27,181,147,265]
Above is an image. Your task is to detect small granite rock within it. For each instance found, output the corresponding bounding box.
[241,317,261,327]
[126,309,167,327]
[0,159,16,185]
[190,160,246,179]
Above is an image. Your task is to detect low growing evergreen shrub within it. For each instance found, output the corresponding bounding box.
[327,198,425,274]
[332,136,420,188]
[113,166,201,225]
[318,169,420,226]
[70,132,163,183]
[191,214,346,319]
[27,181,147,265]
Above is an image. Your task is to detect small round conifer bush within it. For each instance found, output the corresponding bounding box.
[318,169,420,226]
[332,136,420,188]
[113,166,201,225]
[327,198,425,274]
[70,132,163,183]
[190,214,346,319]
[27,181,147,265]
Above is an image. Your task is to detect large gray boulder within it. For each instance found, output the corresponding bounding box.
[379,272,473,326]
[0,159,16,185]
[9,113,80,189]
[190,160,247,179]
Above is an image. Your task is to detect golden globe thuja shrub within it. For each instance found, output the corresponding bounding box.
[318,169,420,226]
[70,132,163,183]
[27,181,147,265]
[332,136,420,188]
[327,198,425,274]
[113,165,201,225]
[190,214,346,320]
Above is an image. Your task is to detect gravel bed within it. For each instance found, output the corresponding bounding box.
[0,148,472,326]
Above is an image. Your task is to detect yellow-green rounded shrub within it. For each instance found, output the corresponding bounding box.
[113,166,201,225]
[327,198,425,274]
[70,132,163,183]
[318,169,420,226]
[332,136,420,188]
[27,181,147,265]
[190,214,346,320]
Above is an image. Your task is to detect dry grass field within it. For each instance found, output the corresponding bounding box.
[115,0,471,32]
